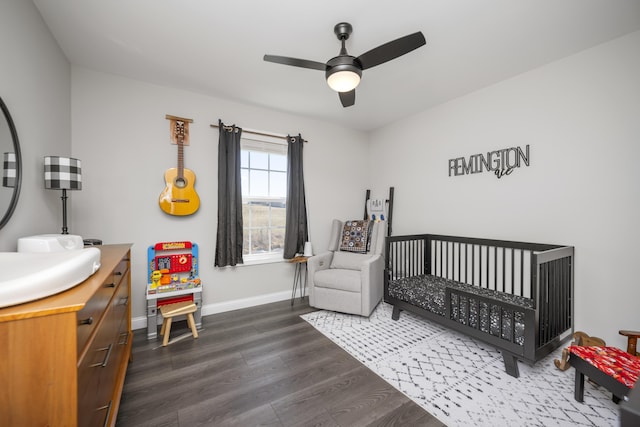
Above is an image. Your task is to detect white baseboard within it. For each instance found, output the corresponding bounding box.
[131,289,297,330]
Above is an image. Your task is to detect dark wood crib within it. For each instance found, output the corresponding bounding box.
[384,233,574,377]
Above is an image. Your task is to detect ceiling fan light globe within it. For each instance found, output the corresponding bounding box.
[327,70,361,92]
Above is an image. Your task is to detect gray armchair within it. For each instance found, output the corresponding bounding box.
[307,219,386,317]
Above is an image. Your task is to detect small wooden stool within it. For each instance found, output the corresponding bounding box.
[159,301,199,346]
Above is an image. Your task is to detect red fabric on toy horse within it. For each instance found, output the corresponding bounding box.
[569,346,640,389]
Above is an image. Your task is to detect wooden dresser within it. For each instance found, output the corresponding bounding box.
[0,244,132,427]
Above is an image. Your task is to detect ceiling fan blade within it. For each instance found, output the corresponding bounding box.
[263,55,326,71]
[357,32,426,70]
[339,90,355,108]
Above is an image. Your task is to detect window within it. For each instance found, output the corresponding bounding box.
[241,136,288,262]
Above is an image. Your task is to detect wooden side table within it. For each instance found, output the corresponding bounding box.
[289,256,308,305]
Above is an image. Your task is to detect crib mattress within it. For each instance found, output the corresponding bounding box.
[388,274,533,345]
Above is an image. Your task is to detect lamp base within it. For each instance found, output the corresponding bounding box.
[60,188,68,234]
[303,242,313,257]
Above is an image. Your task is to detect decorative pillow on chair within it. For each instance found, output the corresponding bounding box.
[339,220,372,253]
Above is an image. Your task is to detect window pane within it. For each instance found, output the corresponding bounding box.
[241,169,249,196]
[242,203,250,225]
[250,151,268,169]
[242,231,250,255]
[270,171,287,197]
[249,202,270,227]
[271,204,286,227]
[270,154,287,172]
[241,150,249,168]
[271,227,285,251]
[249,170,268,196]
[250,228,270,253]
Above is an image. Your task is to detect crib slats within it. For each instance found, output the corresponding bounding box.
[551,260,558,340]
[541,262,548,345]
[403,238,572,311]
[502,247,506,294]
[496,247,499,291]
[410,239,414,277]
[439,240,443,277]
[465,244,469,284]
[471,244,476,286]
[404,240,408,278]
[533,256,574,348]
[486,246,490,289]
[457,243,461,282]
[511,249,515,296]
[478,246,483,288]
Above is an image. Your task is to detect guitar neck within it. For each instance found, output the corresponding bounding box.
[177,136,184,178]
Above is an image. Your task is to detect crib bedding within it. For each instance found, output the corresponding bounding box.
[388,274,533,345]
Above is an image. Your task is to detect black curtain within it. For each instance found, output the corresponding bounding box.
[283,134,308,259]
[215,120,244,267]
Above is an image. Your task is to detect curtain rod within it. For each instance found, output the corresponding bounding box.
[210,123,307,143]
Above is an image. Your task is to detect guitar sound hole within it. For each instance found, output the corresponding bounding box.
[174,177,187,189]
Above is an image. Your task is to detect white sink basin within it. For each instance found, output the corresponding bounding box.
[0,248,101,308]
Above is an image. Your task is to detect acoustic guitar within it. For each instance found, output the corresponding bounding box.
[159,120,200,215]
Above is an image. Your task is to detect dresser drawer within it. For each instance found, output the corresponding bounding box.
[77,304,119,427]
[76,256,129,357]
[112,258,129,287]
[76,276,117,356]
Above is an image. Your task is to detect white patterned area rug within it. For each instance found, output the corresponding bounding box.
[301,303,619,427]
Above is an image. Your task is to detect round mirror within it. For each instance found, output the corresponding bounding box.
[0,96,22,230]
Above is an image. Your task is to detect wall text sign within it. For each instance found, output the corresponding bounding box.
[448,145,530,179]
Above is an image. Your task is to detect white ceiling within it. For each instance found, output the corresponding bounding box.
[33,0,640,132]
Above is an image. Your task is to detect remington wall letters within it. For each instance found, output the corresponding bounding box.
[448,145,530,179]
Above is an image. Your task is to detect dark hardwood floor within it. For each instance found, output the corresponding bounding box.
[116,298,444,427]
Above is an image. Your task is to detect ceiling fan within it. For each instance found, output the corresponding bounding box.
[263,22,426,108]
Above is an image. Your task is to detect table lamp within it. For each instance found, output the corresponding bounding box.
[44,156,82,234]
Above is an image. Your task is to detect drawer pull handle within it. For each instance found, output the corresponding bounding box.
[78,316,93,326]
[97,400,113,427]
[90,343,113,368]
[114,271,123,276]
[105,282,116,288]
[118,331,130,346]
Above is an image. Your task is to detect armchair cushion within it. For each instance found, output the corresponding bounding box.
[330,251,374,270]
[314,269,361,293]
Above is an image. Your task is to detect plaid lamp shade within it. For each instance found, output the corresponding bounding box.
[44,156,82,190]
[2,152,16,188]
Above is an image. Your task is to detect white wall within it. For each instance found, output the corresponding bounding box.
[369,31,640,348]
[0,0,71,251]
[71,68,369,322]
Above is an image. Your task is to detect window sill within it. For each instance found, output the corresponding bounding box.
[240,255,286,266]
